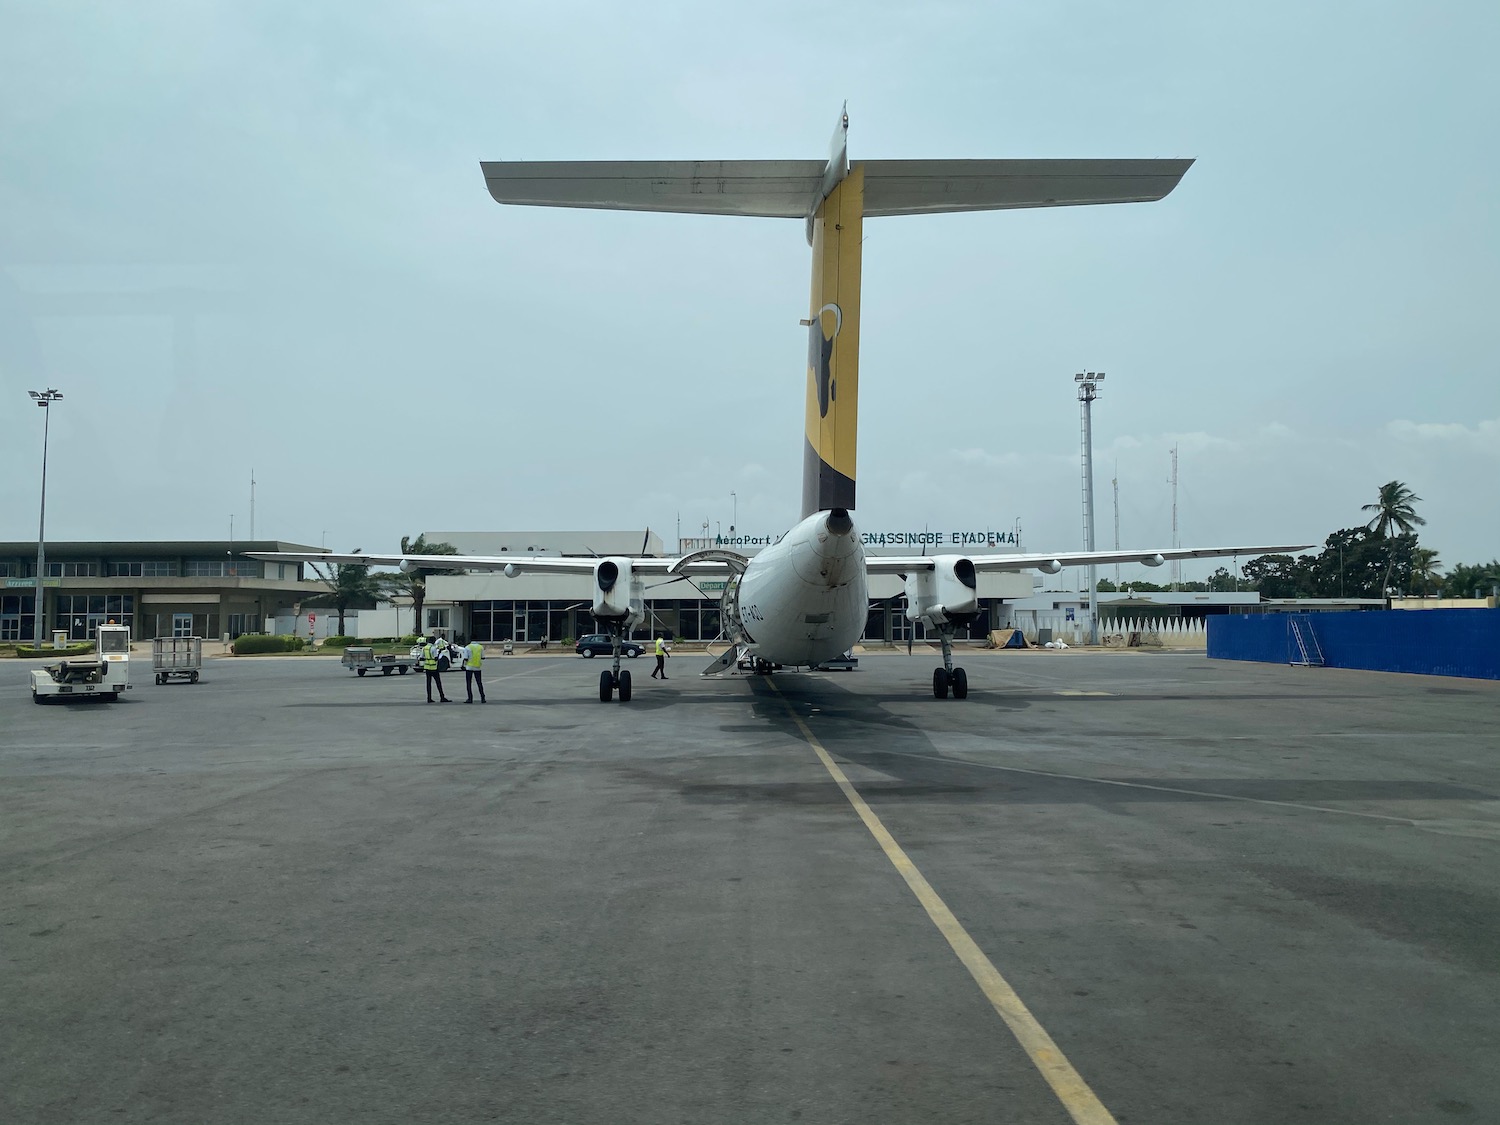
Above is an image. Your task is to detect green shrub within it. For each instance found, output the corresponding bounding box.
[399,634,421,645]
[321,635,358,648]
[12,642,97,659]
[232,634,306,655]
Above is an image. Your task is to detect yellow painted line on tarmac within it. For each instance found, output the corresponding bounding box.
[770,682,1117,1125]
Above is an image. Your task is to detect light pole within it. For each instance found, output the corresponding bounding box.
[1074,372,1105,646]
[730,491,737,534]
[29,389,63,648]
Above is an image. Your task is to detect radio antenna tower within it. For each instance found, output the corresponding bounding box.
[1075,371,1105,645]
[1169,445,1180,591]
[1112,465,1120,589]
[250,468,256,540]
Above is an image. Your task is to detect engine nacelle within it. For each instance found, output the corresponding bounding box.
[593,557,635,622]
[904,556,979,627]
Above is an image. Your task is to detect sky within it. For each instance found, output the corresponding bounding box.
[2,1,1496,583]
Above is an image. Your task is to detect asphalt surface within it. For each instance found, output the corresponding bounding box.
[3,648,1497,1124]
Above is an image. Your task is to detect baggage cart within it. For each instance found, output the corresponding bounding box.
[341,646,415,677]
[153,636,202,684]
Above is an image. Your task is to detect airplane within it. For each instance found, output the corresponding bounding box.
[254,108,1309,703]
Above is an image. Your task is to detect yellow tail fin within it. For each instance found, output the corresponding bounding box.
[802,164,863,517]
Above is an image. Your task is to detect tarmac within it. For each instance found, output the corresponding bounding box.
[3,648,1497,1124]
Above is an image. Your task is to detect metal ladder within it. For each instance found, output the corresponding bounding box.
[1288,615,1325,667]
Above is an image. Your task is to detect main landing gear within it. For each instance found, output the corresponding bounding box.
[597,626,633,703]
[932,626,969,700]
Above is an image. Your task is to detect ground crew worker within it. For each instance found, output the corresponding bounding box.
[463,639,486,703]
[651,635,670,679]
[422,635,450,703]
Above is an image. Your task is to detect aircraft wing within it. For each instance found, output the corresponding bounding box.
[863,544,1313,576]
[247,551,729,577]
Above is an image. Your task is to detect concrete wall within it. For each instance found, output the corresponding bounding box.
[1208,609,1500,680]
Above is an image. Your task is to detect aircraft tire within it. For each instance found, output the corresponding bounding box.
[952,667,968,699]
[598,669,613,702]
[932,667,950,699]
[618,669,632,702]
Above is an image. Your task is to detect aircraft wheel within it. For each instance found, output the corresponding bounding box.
[952,667,968,699]
[598,669,614,702]
[932,667,950,699]
[618,669,632,702]
[583,649,595,658]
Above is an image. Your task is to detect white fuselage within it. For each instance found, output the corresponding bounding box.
[735,510,868,666]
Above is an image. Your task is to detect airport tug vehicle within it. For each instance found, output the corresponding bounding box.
[31,623,133,703]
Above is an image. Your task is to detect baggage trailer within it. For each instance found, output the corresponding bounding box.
[342,646,415,677]
[152,636,202,684]
[31,623,133,704]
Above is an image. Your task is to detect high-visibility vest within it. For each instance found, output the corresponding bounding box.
[422,644,439,671]
[467,642,482,669]
[655,638,667,656]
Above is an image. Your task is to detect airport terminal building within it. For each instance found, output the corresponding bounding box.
[413,530,1034,645]
[0,541,320,643]
[4,529,1037,646]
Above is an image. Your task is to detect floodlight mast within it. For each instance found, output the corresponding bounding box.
[28,388,63,648]
[1075,372,1105,646]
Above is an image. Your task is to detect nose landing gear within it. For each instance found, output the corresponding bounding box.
[597,627,633,702]
[931,626,969,699]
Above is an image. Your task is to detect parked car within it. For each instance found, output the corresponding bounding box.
[576,634,643,658]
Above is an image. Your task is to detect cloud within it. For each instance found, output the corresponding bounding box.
[1385,417,1500,455]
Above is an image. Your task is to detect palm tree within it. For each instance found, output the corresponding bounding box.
[1361,480,1426,597]
[1409,548,1442,596]
[306,557,392,637]
[393,534,461,637]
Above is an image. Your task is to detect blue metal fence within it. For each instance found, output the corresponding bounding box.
[1207,609,1500,680]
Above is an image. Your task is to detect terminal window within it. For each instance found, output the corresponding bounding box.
[107,560,179,577]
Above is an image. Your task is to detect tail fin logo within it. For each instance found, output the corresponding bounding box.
[807,302,842,418]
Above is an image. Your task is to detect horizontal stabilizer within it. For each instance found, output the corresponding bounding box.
[861,158,1194,216]
[481,160,825,218]
[481,158,1192,219]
